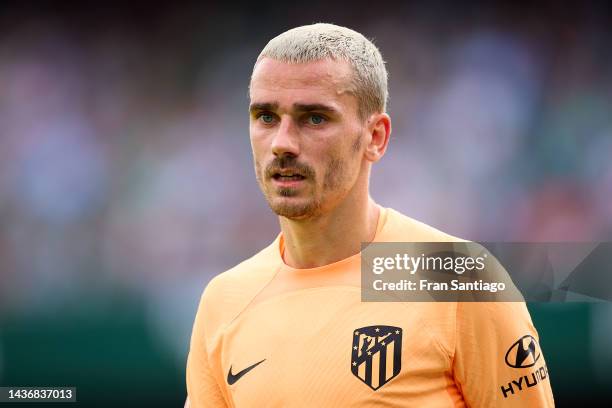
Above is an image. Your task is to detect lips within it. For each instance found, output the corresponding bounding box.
[270,169,307,188]
[272,173,306,181]
[271,169,307,181]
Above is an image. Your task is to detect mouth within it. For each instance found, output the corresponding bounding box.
[272,173,306,181]
[270,170,307,188]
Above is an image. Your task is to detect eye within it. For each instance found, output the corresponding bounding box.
[259,113,275,124]
[254,112,276,124]
[307,114,326,125]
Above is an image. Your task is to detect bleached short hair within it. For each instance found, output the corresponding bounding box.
[253,23,388,119]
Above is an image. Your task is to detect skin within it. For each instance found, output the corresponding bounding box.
[249,57,392,268]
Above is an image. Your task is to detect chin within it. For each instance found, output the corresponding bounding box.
[269,198,319,220]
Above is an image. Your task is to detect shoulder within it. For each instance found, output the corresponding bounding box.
[382,207,466,242]
[195,238,281,341]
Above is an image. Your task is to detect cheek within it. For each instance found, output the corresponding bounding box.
[250,140,265,176]
[249,120,267,144]
[323,133,363,186]
[250,131,267,159]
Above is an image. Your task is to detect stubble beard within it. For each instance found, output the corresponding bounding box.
[255,163,321,220]
[254,131,362,220]
[255,156,348,220]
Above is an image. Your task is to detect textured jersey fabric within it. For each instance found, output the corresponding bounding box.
[186,207,554,407]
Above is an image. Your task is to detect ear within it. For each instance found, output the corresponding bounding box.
[364,113,391,163]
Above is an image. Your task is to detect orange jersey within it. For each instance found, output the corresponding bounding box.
[187,207,554,407]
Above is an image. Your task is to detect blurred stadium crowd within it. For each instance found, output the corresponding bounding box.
[0,1,611,404]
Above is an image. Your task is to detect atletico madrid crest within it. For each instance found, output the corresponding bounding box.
[351,325,402,390]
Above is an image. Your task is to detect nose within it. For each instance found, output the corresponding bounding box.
[271,116,300,157]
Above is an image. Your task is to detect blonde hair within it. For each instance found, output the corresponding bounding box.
[253,23,388,118]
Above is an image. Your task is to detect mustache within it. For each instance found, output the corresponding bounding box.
[264,156,315,179]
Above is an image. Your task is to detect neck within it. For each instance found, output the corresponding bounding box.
[279,189,380,269]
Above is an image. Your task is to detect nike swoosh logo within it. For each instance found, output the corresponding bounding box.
[227,359,266,385]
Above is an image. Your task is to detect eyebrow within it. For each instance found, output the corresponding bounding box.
[293,103,338,114]
[249,102,339,115]
[249,102,278,114]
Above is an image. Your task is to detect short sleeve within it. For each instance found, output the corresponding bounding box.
[453,302,555,407]
[186,292,228,408]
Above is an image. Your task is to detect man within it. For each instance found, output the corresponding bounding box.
[186,23,554,407]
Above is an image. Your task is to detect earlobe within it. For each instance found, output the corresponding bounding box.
[365,149,380,162]
[365,113,391,163]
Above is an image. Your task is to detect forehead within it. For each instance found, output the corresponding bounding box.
[250,58,356,108]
